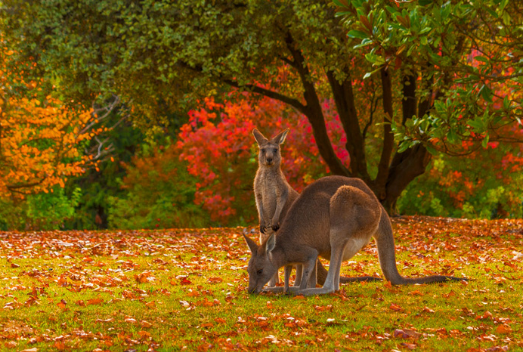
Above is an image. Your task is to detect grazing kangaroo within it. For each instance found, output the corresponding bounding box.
[244,176,466,295]
[252,128,300,286]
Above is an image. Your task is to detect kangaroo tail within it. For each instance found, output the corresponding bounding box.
[373,209,467,285]
[316,260,382,284]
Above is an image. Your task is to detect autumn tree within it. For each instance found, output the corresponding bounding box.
[176,94,350,224]
[0,43,101,199]
[2,0,522,212]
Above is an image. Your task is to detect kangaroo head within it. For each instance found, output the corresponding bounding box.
[243,233,278,294]
[252,128,289,168]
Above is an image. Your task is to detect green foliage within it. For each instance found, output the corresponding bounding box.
[0,0,383,169]
[2,0,523,222]
[107,142,211,230]
[339,0,523,155]
[64,113,146,230]
[0,187,81,230]
[1,0,354,116]
[398,149,523,219]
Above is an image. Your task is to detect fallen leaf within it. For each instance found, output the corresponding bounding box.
[95,318,114,323]
[314,305,333,312]
[390,303,403,312]
[409,290,424,296]
[486,346,509,352]
[207,277,223,284]
[5,341,17,348]
[86,298,103,305]
[475,311,493,320]
[443,291,456,299]
[180,277,192,285]
[422,307,435,313]
[138,330,151,338]
[135,271,155,283]
[57,299,67,309]
[140,320,153,328]
[401,342,417,350]
[495,324,512,334]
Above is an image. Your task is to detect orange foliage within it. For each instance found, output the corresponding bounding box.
[0,47,98,198]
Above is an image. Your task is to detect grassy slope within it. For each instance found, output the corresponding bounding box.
[1,216,522,351]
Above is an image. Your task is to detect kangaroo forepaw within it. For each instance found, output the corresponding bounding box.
[260,225,267,234]
[271,223,280,232]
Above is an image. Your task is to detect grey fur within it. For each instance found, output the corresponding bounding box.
[252,128,297,236]
[244,176,466,295]
[252,128,299,287]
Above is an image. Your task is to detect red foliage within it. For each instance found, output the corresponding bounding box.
[177,94,349,224]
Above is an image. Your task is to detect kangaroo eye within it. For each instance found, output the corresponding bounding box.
[257,269,263,275]
[273,149,277,153]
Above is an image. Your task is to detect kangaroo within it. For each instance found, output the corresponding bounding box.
[252,128,300,286]
[252,130,379,290]
[244,176,466,295]
[253,128,298,238]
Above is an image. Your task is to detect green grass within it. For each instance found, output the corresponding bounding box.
[1,217,522,351]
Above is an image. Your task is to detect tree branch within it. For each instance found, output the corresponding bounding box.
[222,79,307,114]
[283,32,350,176]
[363,91,381,140]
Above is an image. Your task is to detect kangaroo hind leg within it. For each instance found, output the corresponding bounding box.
[296,234,349,296]
[296,185,381,296]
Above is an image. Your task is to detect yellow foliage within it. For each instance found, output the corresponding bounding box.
[0,48,100,198]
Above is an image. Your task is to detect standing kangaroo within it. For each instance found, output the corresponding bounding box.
[253,128,298,238]
[244,176,466,295]
[253,128,300,286]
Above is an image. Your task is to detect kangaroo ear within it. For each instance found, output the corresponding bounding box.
[265,233,276,253]
[272,129,289,145]
[252,129,268,146]
[243,233,258,254]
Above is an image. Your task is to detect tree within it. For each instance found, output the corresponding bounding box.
[398,135,523,219]
[107,140,210,229]
[2,0,522,212]
[0,43,99,199]
[177,93,350,224]
[338,0,523,209]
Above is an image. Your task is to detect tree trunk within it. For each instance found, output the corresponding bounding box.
[326,71,370,182]
[374,67,395,200]
[383,145,432,214]
[381,72,433,214]
[284,33,350,177]
[302,104,350,177]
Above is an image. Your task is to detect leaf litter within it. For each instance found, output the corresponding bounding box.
[0,217,522,350]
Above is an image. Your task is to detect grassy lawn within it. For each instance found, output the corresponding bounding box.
[1,216,522,351]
